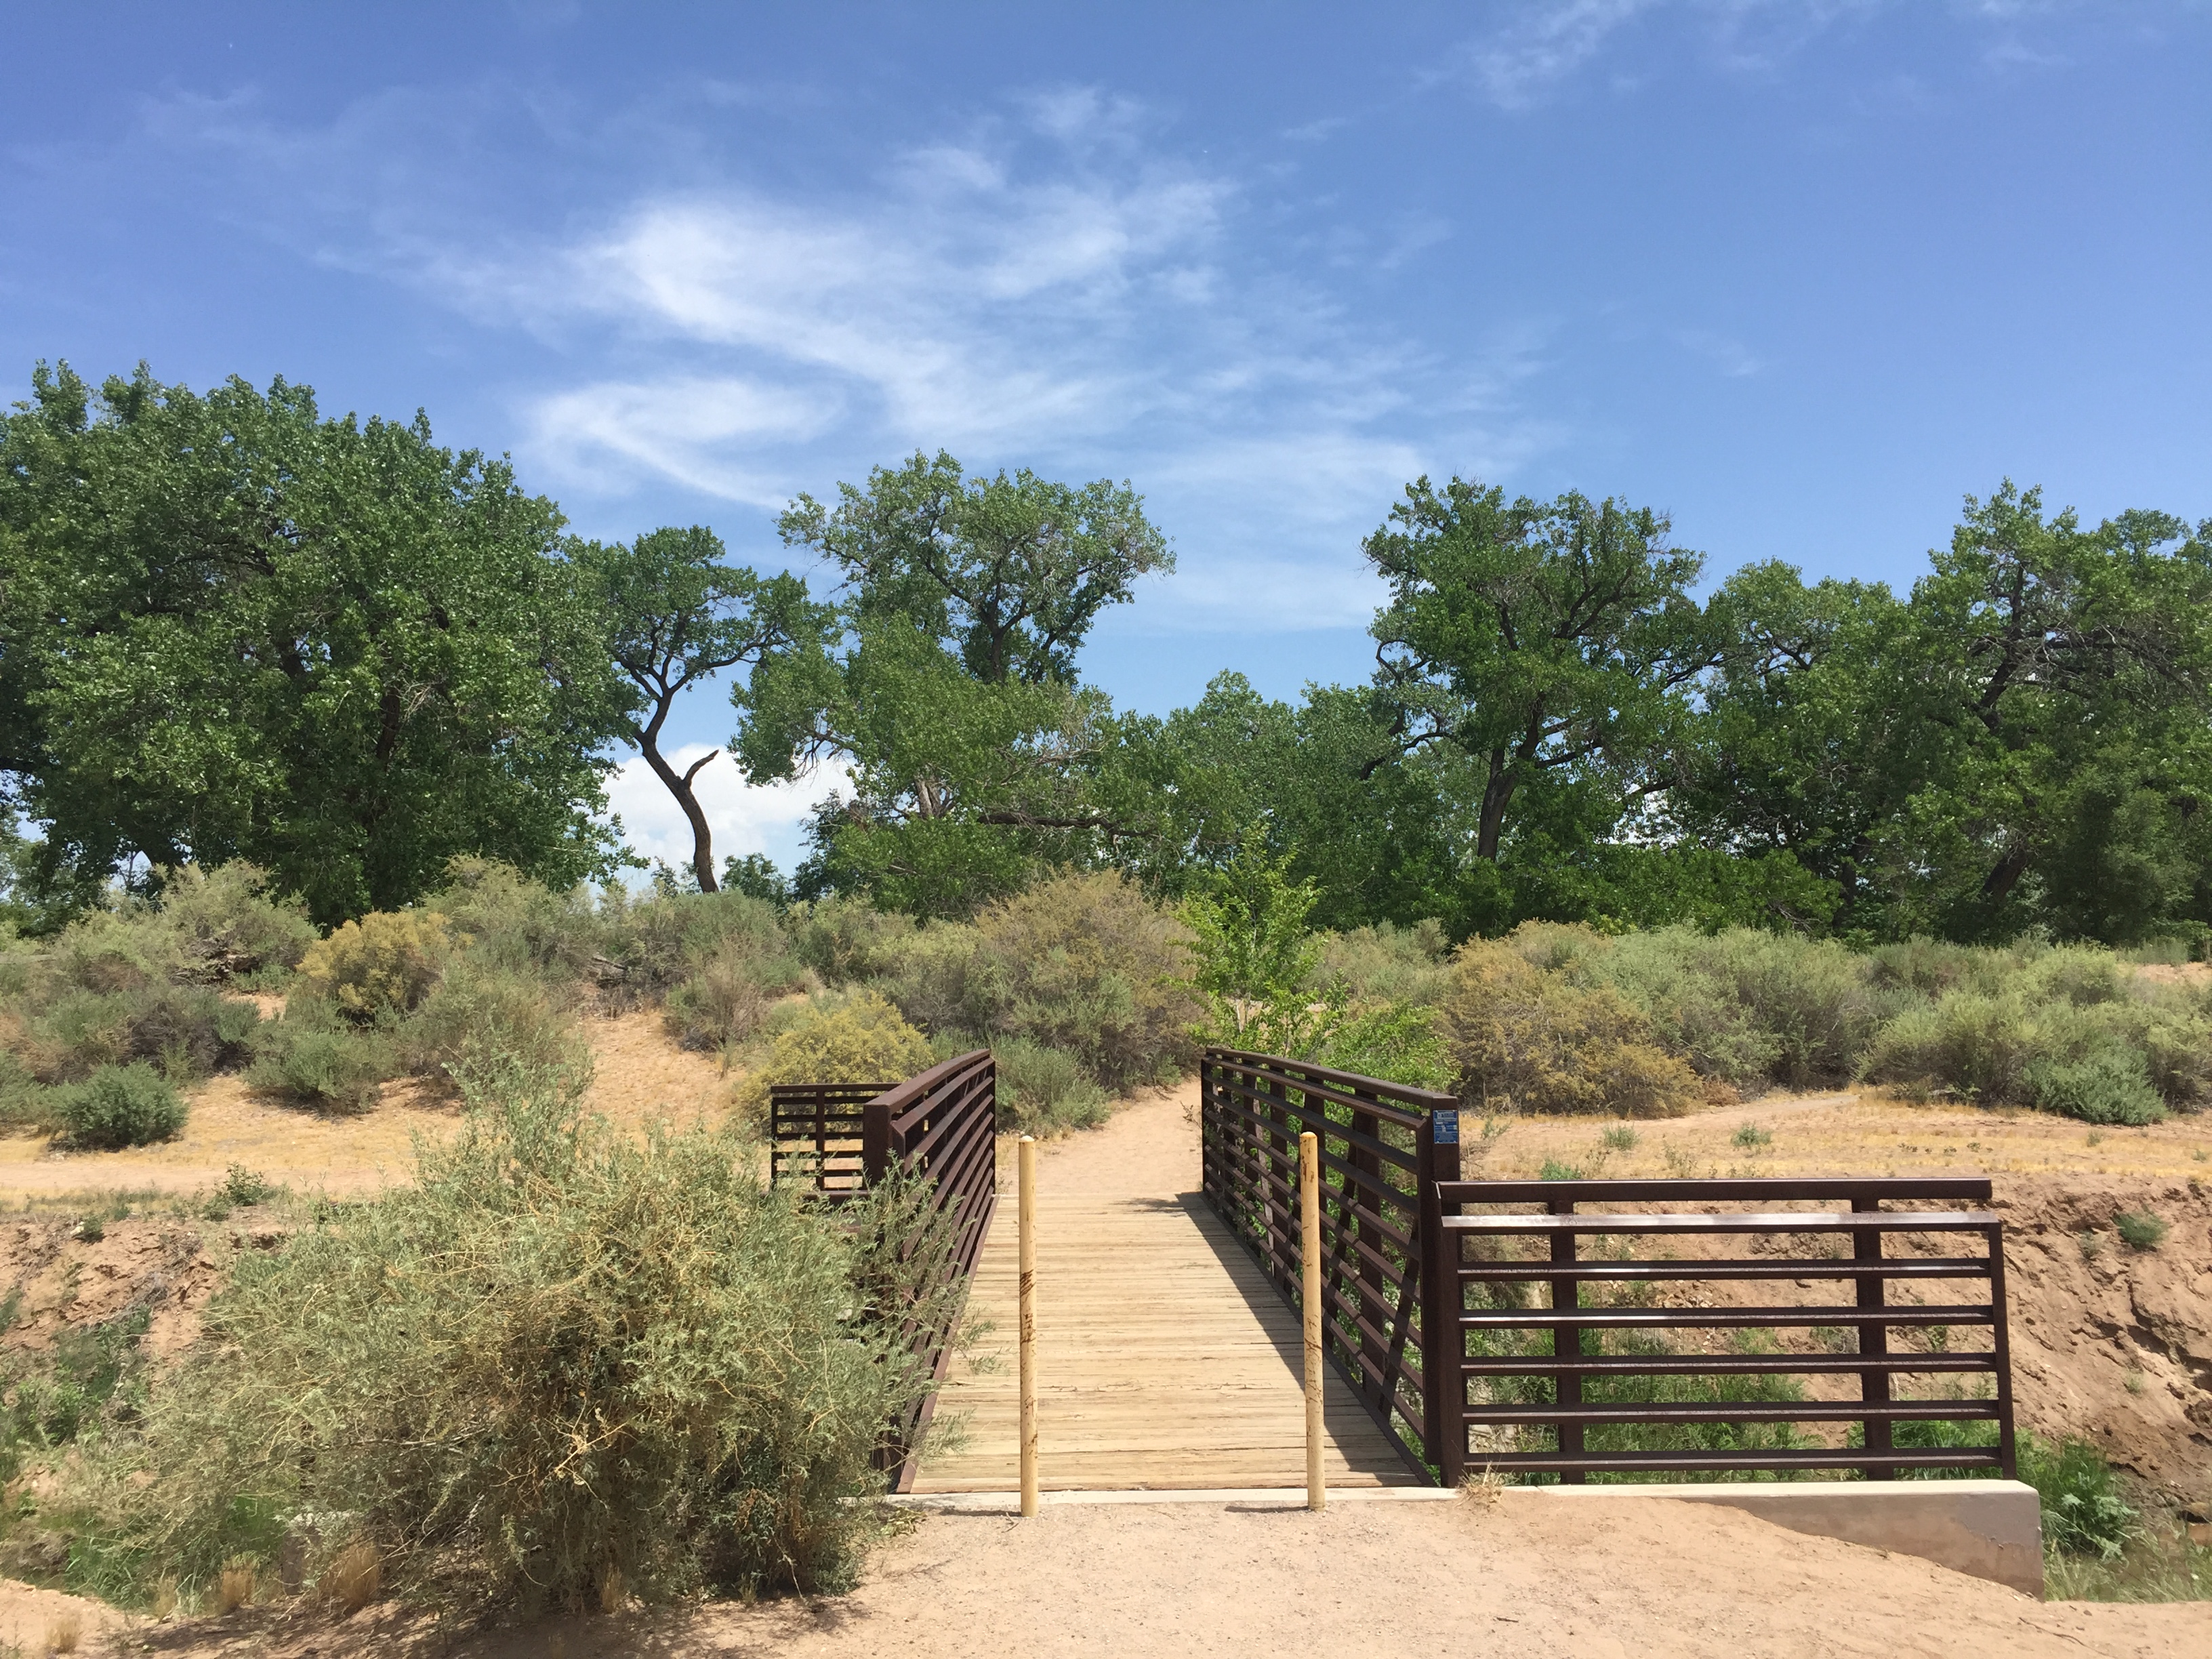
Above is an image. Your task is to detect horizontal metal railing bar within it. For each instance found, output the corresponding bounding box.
[1457,1353,1996,1377]
[1463,1401,2004,1426]
[1208,1075,1427,1149]
[1208,1086,1419,1176]
[1441,1211,1998,1235]
[1239,1132,1419,1223]
[1458,1449,2002,1473]
[1458,1305,1993,1332]
[1438,1177,1994,1205]
[1455,1258,1992,1282]
[1206,1048,1456,1116]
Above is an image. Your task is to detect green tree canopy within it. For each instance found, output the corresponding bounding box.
[0,363,631,925]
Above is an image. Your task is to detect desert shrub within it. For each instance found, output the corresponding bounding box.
[2113,1210,2169,1250]
[1316,1000,1456,1091]
[964,872,1197,1092]
[404,963,588,1088]
[604,887,793,998]
[247,1015,396,1113]
[0,1307,150,1481]
[152,864,316,984]
[1604,928,1892,1090]
[58,1063,186,1148]
[662,933,815,1052]
[44,907,190,996]
[426,859,604,983]
[1441,934,1698,1118]
[2139,1008,2212,1107]
[1858,992,2040,1103]
[71,1062,962,1610]
[880,923,983,1036]
[731,992,937,1122]
[2027,1048,2167,1126]
[1315,920,1452,1007]
[992,1038,1109,1136]
[295,911,453,1024]
[26,985,258,1084]
[0,1050,56,1131]
[785,896,916,986]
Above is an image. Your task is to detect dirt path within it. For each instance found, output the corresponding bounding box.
[29,1492,2207,1658]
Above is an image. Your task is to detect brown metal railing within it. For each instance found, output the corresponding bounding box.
[1431,1177,2015,1486]
[768,1080,886,1197]
[1200,1048,1460,1479]
[769,1051,998,1492]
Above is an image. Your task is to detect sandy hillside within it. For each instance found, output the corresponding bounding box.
[9,1493,2208,1658]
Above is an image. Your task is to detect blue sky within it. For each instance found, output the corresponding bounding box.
[5,2,2207,875]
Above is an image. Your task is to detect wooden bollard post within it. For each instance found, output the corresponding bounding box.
[1300,1129,1324,1512]
[1019,1134,1038,1517]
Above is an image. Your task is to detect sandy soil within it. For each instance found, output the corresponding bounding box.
[12,1494,2207,1658]
[0,1009,738,1203]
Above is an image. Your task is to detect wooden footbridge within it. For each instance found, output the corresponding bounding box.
[771,1048,2020,1496]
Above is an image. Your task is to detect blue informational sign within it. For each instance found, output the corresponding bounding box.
[1433,1108,1460,1145]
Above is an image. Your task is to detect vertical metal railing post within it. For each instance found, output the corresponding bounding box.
[1988,1219,2018,1481]
[1417,1109,1463,1484]
[1549,1195,1584,1483]
[1853,1195,1891,1477]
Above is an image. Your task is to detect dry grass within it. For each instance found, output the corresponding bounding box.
[316,1540,382,1614]
[216,1557,255,1615]
[41,1611,79,1654]
[150,1575,178,1618]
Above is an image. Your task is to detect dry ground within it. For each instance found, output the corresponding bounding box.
[5,1493,2207,1658]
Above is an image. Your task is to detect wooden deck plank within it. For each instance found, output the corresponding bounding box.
[910,1085,1424,1494]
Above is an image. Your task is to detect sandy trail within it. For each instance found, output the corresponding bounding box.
[34,1493,2208,1658]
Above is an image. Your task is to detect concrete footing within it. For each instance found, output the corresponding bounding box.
[1528,1479,2045,1597]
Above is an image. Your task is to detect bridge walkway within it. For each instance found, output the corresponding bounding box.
[909,1081,1420,1493]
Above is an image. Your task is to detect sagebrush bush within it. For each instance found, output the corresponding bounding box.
[73,1060,960,1610]
[1315,921,1452,1007]
[58,1063,186,1148]
[22,986,257,1084]
[731,992,937,1122]
[964,871,1197,1092]
[785,897,916,986]
[247,1015,396,1113]
[603,886,793,999]
[427,859,604,983]
[2026,1047,2167,1126]
[663,936,815,1051]
[880,922,983,1037]
[152,864,316,983]
[1442,932,1698,1117]
[295,911,453,1023]
[991,1037,1109,1136]
[404,963,588,1089]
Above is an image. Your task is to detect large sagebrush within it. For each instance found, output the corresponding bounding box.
[72,1058,960,1611]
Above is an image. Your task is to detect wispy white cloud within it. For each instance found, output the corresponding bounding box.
[1448,0,1661,109]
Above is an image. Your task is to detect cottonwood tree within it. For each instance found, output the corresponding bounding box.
[734,454,1174,914]
[576,527,817,893]
[1361,478,1717,867]
[0,363,630,925]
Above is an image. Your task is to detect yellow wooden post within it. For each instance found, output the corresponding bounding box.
[1019,1134,1039,1517]
[1300,1128,1324,1511]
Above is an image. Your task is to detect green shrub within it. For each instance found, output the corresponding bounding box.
[426,859,605,983]
[295,911,453,1023]
[0,1050,56,1132]
[153,863,316,983]
[1605,928,1893,1090]
[1317,1000,1456,1091]
[1858,991,2042,1103]
[785,896,916,986]
[70,1063,955,1609]
[731,992,937,1122]
[58,1063,186,1148]
[2113,1210,2169,1251]
[2139,1009,2212,1107]
[602,886,793,998]
[2021,1433,2139,1559]
[247,1017,396,1113]
[1315,921,1451,1007]
[662,935,815,1051]
[964,871,1197,1092]
[880,922,983,1037]
[403,963,588,1088]
[43,907,191,995]
[2028,1048,2167,1126]
[992,1038,1109,1136]
[1442,932,1698,1117]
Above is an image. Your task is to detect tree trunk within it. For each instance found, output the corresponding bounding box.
[1477,750,1515,861]
[641,736,721,893]
[1980,842,2034,903]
